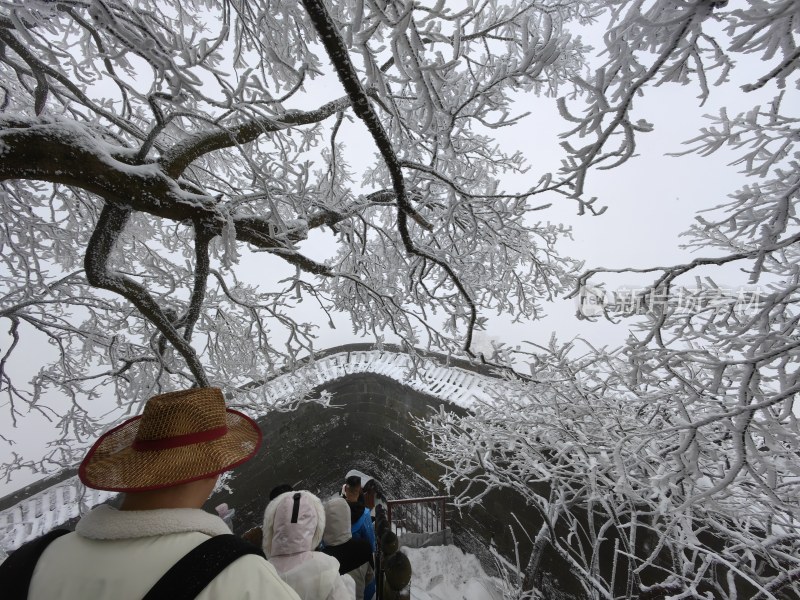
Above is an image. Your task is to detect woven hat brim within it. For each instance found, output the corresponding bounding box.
[78,409,261,492]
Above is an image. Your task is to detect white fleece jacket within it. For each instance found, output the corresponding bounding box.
[28,504,300,600]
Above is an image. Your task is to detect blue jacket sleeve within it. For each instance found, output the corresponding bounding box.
[351,508,377,553]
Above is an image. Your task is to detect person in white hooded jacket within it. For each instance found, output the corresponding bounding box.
[322,496,375,600]
[263,490,355,600]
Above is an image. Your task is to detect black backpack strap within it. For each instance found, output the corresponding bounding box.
[1,528,71,600]
[142,534,264,600]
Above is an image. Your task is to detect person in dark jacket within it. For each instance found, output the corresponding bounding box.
[322,497,374,600]
[342,475,377,553]
[270,483,295,501]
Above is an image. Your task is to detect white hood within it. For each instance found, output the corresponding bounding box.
[263,490,325,559]
[345,469,374,487]
[323,496,352,546]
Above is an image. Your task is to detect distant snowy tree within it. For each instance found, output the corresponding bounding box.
[421,1,800,598]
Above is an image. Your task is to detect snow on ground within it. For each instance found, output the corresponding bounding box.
[403,545,504,600]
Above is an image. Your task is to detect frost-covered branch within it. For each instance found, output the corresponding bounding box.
[420,2,800,592]
[159,95,351,177]
[0,116,330,274]
[84,203,209,385]
[303,0,491,351]
[3,10,796,585]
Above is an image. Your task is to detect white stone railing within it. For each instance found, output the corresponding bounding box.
[1,349,501,556]
[0,483,116,559]
[237,349,497,417]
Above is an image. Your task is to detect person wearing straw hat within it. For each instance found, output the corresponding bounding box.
[16,387,301,600]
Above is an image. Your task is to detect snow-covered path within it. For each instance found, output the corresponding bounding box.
[403,545,504,600]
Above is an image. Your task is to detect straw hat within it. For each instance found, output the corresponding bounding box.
[79,388,261,492]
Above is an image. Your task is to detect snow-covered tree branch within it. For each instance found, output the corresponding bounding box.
[419,0,799,598]
[0,0,588,469]
[1,0,798,595]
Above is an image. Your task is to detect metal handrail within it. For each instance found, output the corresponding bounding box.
[386,495,451,535]
[377,495,451,599]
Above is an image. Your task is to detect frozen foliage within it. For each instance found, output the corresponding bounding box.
[0,1,798,597]
[416,1,800,598]
[0,0,587,470]
[423,340,800,598]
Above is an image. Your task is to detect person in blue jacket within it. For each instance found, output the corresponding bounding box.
[342,474,377,599]
[343,475,377,551]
